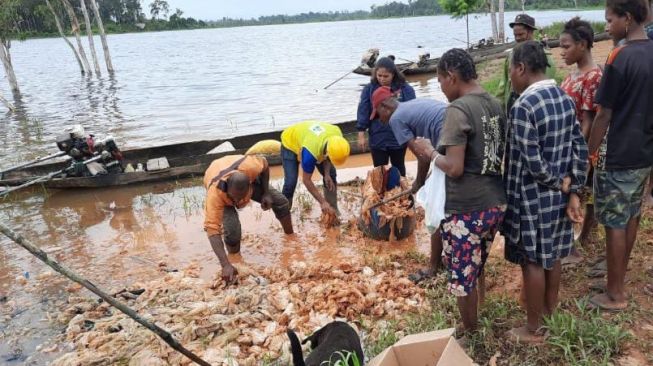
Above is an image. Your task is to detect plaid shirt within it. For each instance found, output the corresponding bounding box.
[503,80,588,269]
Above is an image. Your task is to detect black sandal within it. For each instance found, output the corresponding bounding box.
[408,268,435,284]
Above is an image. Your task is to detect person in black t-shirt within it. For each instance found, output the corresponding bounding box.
[587,0,653,312]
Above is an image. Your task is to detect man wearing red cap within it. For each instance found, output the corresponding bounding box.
[372,85,448,280]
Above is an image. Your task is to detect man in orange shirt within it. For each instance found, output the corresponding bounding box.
[204,154,293,284]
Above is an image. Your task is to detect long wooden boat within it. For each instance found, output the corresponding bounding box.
[353,32,611,76]
[0,120,365,189]
[353,42,516,76]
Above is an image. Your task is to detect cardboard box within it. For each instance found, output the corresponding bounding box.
[368,328,473,366]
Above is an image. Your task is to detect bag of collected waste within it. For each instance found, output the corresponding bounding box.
[245,140,281,155]
[415,161,446,234]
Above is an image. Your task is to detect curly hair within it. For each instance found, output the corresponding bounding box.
[512,41,550,73]
[371,57,406,86]
[562,17,595,49]
[606,0,649,24]
[437,48,478,82]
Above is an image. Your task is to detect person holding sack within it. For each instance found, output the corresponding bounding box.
[409,48,507,336]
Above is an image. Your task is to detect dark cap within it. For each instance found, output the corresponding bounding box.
[509,14,537,30]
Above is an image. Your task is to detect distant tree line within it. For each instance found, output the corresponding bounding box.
[1,0,606,40]
[2,0,207,39]
[369,0,603,18]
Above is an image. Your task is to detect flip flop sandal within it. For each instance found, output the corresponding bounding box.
[408,269,434,284]
[587,268,607,278]
[588,295,627,312]
[561,255,583,268]
[587,256,606,267]
[644,284,653,297]
[589,281,606,292]
[591,260,607,271]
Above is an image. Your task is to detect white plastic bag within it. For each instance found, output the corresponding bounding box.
[415,161,446,234]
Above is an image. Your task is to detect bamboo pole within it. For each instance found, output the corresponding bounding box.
[45,0,86,75]
[88,0,114,73]
[79,0,101,75]
[61,0,92,75]
[0,223,211,366]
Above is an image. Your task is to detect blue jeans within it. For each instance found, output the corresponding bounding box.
[281,146,338,209]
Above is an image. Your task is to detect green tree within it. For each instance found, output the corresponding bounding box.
[439,0,484,48]
[149,0,169,20]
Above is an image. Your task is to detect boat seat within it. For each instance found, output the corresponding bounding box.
[146,157,170,171]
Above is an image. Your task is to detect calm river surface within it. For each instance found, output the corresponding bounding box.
[0,10,606,364]
[0,10,605,165]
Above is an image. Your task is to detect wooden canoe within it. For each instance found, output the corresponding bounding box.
[353,32,611,76]
[0,120,365,189]
[353,42,516,76]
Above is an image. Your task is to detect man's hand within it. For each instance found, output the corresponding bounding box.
[321,201,337,216]
[358,132,367,151]
[325,175,336,192]
[561,176,572,194]
[411,180,423,194]
[411,138,435,162]
[261,193,273,210]
[221,264,239,285]
[566,193,584,223]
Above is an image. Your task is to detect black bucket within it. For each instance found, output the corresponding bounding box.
[357,196,416,241]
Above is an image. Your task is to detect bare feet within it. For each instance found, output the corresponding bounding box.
[588,293,627,312]
[507,326,546,345]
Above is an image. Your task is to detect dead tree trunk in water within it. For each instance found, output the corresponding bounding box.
[61,0,92,75]
[79,0,101,75]
[45,0,86,74]
[0,92,15,112]
[88,0,114,73]
[498,0,505,42]
[489,0,498,42]
[0,38,19,93]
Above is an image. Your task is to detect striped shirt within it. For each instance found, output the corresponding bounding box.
[503,80,588,269]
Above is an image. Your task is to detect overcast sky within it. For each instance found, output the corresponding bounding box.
[146,0,381,20]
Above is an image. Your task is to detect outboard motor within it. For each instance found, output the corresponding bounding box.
[361,48,380,68]
[55,125,124,177]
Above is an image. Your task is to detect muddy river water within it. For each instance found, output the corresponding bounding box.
[0,156,429,364]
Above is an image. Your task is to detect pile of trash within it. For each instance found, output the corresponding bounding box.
[360,167,415,231]
[51,261,427,365]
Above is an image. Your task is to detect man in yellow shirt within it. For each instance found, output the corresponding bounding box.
[280,121,351,217]
[203,154,293,284]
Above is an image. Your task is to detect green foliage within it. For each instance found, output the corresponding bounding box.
[438,0,484,18]
[545,299,631,366]
[538,20,606,39]
[326,351,363,366]
[0,0,21,39]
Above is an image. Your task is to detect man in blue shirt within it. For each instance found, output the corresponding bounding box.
[371,86,448,280]
[371,87,447,192]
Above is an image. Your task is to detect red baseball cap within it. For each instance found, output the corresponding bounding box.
[370,86,396,120]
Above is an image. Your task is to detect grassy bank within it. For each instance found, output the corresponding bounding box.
[539,21,606,38]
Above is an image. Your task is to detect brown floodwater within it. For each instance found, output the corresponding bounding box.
[0,154,429,364]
